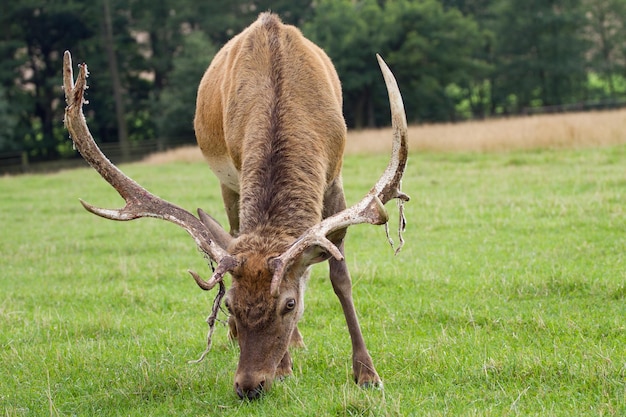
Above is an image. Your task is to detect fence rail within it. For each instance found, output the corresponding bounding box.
[0,138,196,175]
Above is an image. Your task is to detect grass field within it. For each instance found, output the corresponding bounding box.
[1,118,626,415]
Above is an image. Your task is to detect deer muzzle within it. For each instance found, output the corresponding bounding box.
[234,372,268,400]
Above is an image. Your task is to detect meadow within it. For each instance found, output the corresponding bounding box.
[1,111,626,416]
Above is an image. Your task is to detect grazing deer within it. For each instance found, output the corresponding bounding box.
[63,12,408,400]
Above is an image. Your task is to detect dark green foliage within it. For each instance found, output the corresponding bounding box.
[157,32,216,140]
[383,0,487,123]
[0,1,94,159]
[0,0,625,156]
[490,0,590,112]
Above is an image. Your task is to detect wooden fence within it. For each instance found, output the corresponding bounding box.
[0,138,195,175]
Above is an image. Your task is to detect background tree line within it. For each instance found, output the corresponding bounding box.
[1,0,626,161]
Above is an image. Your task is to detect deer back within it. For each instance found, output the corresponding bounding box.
[194,13,346,237]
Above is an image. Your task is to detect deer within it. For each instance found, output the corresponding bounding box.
[62,12,408,400]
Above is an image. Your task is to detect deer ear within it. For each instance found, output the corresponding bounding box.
[300,228,346,266]
[294,228,346,267]
[197,208,233,250]
[268,245,333,295]
[301,245,334,266]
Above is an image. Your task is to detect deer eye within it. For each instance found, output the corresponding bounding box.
[283,298,296,313]
[224,299,232,314]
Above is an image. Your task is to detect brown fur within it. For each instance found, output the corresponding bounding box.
[195,13,345,237]
[194,13,380,399]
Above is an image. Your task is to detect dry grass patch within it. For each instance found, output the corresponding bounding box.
[348,108,626,154]
[142,145,206,164]
[143,109,626,164]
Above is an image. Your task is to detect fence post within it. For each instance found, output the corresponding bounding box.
[21,151,29,172]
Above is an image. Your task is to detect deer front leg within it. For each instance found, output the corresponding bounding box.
[329,244,382,388]
[220,183,240,236]
[274,326,304,380]
[290,326,305,348]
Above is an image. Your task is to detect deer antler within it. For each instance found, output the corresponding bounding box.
[269,54,409,296]
[62,51,236,289]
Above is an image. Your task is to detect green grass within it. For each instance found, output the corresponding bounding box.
[1,146,625,416]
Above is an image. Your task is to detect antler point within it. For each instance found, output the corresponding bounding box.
[189,269,214,291]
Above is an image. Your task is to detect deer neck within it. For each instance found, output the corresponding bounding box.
[237,134,327,239]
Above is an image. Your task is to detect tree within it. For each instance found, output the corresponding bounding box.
[384,0,486,122]
[0,1,94,158]
[491,0,590,112]
[583,0,626,97]
[305,0,486,125]
[441,0,501,118]
[304,0,386,128]
[157,31,216,140]
[0,86,19,151]
[441,0,497,17]
[102,0,130,159]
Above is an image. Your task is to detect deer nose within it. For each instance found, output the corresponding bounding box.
[235,379,265,400]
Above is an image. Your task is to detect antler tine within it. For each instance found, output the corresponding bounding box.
[372,54,410,205]
[269,55,409,296]
[188,255,239,291]
[374,54,410,254]
[62,51,233,276]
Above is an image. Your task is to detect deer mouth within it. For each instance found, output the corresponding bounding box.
[235,379,266,400]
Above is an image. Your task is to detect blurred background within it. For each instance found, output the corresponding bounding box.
[1,0,625,169]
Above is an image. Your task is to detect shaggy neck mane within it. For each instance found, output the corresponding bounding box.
[238,14,327,238]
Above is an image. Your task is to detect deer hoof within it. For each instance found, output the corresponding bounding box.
[359,379,384,390]
[354,359,382,389]
[355,372,383,390]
